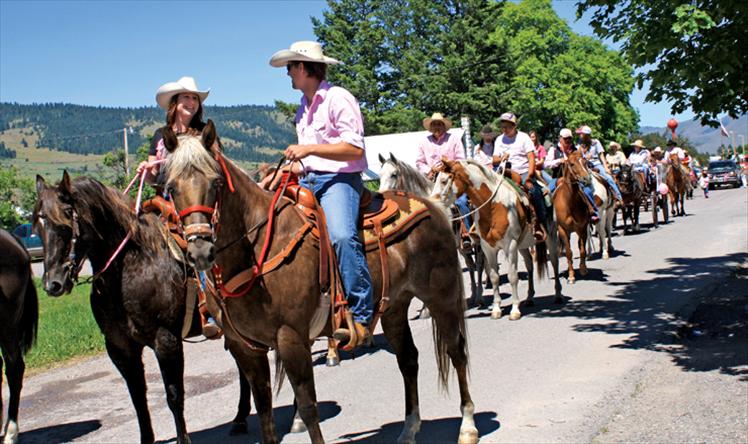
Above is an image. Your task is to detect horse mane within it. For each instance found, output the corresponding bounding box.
[164,134,221,184]
[67,177,163,253]
[462,159,498,185]
[387,156,432,195]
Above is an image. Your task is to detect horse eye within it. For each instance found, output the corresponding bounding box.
[166,184,177,197]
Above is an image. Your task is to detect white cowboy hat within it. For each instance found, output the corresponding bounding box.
[422,112,452,131]
[631,139,646,149]
[269,41,341,67]
[155,76,210,110]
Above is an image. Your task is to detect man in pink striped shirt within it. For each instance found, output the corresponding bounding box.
[416,113,465,180]
[266,41,373,349]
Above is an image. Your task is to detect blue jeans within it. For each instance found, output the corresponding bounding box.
[539,170,556,193]
[455,194,472,228]
[590,162,622,200]
[581,183,599,216]
[520,172,547,224]
[300,172,373,325]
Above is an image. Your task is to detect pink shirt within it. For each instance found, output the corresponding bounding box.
[295,81,368,173]
[416,132,465,175]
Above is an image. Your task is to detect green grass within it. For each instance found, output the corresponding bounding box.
[26,278,105,371]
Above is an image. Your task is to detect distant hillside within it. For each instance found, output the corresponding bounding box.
[639,114,747,153]
[0,102,295,162]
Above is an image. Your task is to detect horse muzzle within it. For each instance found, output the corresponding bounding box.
[43,267,73,297]
[186,237,216,271]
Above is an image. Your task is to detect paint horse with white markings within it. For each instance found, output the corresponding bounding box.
[432,159,562,321]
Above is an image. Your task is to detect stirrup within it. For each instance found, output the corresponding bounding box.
[202,320,223,340]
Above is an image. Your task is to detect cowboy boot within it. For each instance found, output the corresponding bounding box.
[333,311,371,352]
[198,300,222,340]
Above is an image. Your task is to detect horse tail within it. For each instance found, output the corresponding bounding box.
[20,269,39,355]
[535,240,548,279]
[273,349,287,396]
[431,260,468,392]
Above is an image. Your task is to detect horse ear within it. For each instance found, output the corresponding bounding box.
[440,156,453,172]
[202,119,217,152]
[59,170,72,197]
[389,152,396,162]
[378,153,386,165]
[162,126,178,153]
[36,175,46,197]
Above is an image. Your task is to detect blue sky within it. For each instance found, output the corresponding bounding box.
[0,0,693,127]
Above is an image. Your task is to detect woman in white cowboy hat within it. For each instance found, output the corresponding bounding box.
[136,76,220,339]
[137,76,210,185]
[627,139,651,176]
[263,41,373,350]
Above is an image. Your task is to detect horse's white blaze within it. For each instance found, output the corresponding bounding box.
[3,419,19,444]
[397,407,421,444]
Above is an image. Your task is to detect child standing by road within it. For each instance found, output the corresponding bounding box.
[698,170,710,198]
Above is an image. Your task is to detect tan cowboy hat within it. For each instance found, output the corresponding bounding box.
[269,41,341,67]
[631,139,646,149]
[609,141,621,150]
[423,112,452,131]
[155,76,210,110]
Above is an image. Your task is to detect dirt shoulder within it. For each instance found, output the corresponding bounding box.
[593,265,748,443]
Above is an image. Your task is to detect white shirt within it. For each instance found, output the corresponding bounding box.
[496,131,534,174]
[667,146,686,160]
[628,149,650,166]
[583,139,605,165]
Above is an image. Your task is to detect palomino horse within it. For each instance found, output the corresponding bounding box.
[666,153,687,216]
[377,153,486,306]
[0,229,38,444]
[553,150,595,284]
[34,173,253,444]
[615,164,645,233]
[432,159,562,320]
[161,121,477,444]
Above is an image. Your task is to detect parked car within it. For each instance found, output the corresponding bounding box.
[12,223,44,259]
[706,160,741,189]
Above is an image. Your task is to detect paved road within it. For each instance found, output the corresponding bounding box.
[8,187,748,443]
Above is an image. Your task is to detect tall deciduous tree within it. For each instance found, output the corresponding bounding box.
[313,0,638,143]
[491,0,638,142]
[577,0,748,125]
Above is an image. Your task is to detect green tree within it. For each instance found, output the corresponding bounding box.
[490,0,638,142]
[0,166,35,229]
[313,0,506,134]
[577,0,748,125]
[102,147,127,188]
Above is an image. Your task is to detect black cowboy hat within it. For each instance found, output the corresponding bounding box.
[666,139,677,146]
[479,125,498,138]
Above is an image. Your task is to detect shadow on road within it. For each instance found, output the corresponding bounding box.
[337,410,500,443]
[187,400,341,443]
[19,420,102,444]
[521,252,748,378]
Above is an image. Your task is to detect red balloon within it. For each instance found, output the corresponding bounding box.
[667,118,678,130]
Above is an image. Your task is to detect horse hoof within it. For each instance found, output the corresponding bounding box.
[490,310,502,320]
[525,299,535,307]
[458,427,479,444]
[419,308,432,320]
[554,297,564,305]
[567,278,575,285]
[508,312,521,321]
[580,268,588,276]
[290,417,307,434]
[228,420,248,436]
[326,356,340,367]
[602,252,609,260]
[3,421,19,444]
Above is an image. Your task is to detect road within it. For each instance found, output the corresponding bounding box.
[8,187,748,443]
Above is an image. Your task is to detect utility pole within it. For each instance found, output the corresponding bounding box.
[460,116,471,158]
[123,127,131,177]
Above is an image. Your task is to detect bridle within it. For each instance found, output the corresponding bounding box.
[37,208,86,287]
[437,161,506,223]
[563,153,592,186]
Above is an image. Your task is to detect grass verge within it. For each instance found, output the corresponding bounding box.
[25,278,105,371]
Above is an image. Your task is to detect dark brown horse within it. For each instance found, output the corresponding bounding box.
[552,150,593,284]
[162,121,477,444]
[33,173,253,444]
[0,229,38,444]
[615,164,645,232]
[666,154,687,216]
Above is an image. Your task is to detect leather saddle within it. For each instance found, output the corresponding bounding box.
[282,178,430,340]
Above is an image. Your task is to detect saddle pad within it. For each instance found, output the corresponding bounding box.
[362,191,430,251]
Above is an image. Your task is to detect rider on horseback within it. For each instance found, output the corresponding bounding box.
[547,128,600,223]
[576,125,623,207]
[494,112,547,240]
[628,139,652,186]
[266,41,374,350]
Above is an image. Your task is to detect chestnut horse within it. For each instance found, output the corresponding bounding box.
[552,150,594,284]
[34,173,253,444]
[615,164,645,233]
[0,229,38,444]
[432,159,562,320]
[161,121,477,444]
[666,153,687,216]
